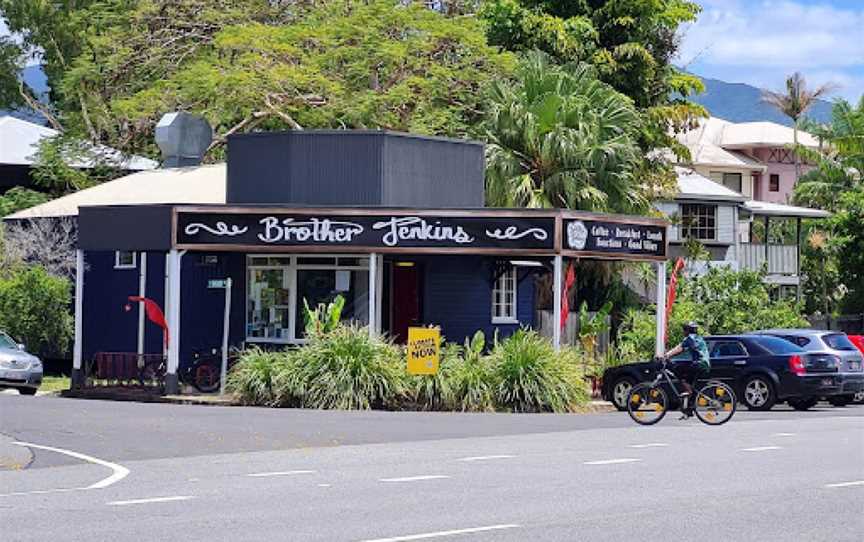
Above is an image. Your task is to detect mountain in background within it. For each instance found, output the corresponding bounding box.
[691,76,834,126]
[0,65,50,124]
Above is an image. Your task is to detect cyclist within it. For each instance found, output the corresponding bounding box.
[663,321,710,418]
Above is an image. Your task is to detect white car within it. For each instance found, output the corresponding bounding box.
[0,331,42,395]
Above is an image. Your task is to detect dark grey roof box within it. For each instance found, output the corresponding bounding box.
[226,130,485,208]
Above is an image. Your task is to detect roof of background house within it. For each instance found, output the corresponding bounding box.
[0,116,157,170]
[677,116,819,154]
[5,163,226,219]
[687,144,767,171]
[674,166,748,203]
[743,200,831,218]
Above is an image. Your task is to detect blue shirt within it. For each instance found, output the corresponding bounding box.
[681,334,710,369]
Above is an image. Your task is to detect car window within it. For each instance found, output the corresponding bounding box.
[709,341,747,357]
[783,335,810,347]
[823,333,857,351]
[752,335,806,355]
[0,332,16,349]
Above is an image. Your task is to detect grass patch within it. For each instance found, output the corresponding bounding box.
[40,376,70,392]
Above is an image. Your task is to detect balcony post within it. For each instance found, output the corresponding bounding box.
[796,217,802,302]
[764,215,770,273]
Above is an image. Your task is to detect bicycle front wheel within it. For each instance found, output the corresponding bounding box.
[694,382,736,425]
[627,383,668,425]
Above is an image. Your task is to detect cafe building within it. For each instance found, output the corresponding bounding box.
[64,129,669,393]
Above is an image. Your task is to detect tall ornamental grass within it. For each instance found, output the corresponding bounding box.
[300,325,406,410]
[226,347,285,405]
[490,329,587,413]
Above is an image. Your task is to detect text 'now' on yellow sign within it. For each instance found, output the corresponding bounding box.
[407,327,440,375]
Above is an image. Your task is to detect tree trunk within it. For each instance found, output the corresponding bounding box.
[793,119,801,182]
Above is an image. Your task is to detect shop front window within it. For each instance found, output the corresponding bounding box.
[246,255,369,343]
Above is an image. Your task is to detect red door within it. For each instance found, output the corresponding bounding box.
[391,264,421,343]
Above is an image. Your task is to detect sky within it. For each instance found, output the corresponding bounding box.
[679,0,864,102]
[2,1,863,102]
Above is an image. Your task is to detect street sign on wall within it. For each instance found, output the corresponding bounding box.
[407,327,440,375]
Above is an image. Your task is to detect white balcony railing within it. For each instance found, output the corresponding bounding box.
[739,243,798,275]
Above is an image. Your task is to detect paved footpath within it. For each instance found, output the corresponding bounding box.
[1,395,862,541]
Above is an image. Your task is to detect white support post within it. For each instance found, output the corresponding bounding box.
[375,254,383,333]
[137,252,147,356]
[163,253,171,358]
[71,249,85,388]
[553,255,563,352]
[368,253,378,338]
[655,261,667,358]
[165,249,183,394]
[219,278,232,396]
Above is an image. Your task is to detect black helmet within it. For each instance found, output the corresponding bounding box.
[683,321,699,334]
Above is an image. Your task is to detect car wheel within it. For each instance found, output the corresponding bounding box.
[611,377,636,411]
[17,387,37,396]
[742,376,776,411]
[853,390,864,404]
[788,397,819,411]
[828,395,853,407]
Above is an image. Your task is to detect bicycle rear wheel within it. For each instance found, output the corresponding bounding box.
[627,383,668,425]
[693,382,736,425]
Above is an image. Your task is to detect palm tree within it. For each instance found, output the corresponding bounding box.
[761,72,836,181]
[483,51,646,213]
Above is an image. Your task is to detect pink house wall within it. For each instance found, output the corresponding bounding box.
[748,148,814,203]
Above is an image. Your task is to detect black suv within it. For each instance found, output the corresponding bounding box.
[602,334,844,411]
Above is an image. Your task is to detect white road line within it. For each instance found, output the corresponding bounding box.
[627,443,669,449]
[772,433,796,437]
[247,470,316,478]
[0,488,81,498]
[457,454,515,462]
[583,458,641,465]
[107,495,194,506]
[825,480,864,489]
[740,446,782,452]
[12,441,129,489]
[379,475,450,483]
[358,524,520,542]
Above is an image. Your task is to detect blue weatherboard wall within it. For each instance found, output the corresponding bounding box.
[417,255,534,345]
[82,250,246,369]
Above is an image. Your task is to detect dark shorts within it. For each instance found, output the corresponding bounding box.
[672,361,710,389]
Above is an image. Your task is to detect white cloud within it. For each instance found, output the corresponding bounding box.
[680,0,864,100]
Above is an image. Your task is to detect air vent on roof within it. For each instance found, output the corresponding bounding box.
[155,112,212,168]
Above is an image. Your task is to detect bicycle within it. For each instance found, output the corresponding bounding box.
[626,358,737,426]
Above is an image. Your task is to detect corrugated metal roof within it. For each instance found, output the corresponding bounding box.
[0,116,157,170]
[674,166,747,202]
[743,200,831,218]
[5,163,226,219]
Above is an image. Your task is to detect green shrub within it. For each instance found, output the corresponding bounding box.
[270,350,309,407]
[490,329,587,412]
[490,329,587,413]
[301,325,406,410]
[409,341,459,411]
[0,265,73,357]
[226,347,284,405]
[448,331,496,412]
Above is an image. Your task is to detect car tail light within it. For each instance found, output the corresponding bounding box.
[789,355,806,376]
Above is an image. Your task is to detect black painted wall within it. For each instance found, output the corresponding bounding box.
[226,131,484,208]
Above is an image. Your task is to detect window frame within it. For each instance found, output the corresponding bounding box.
[679,203,718,241]
[769,174,780,192]
[721,172,743,193]
[114,250,137,270]
[245,254,370,345]
[491,266,518,324]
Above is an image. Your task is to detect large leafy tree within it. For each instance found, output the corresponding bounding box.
[1,1,515,161]
[484,52,652,213]
[793,97,864,314]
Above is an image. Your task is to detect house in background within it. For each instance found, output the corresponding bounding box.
[653,167,829,299]
[0,116,157,197]
[676,116,819,205]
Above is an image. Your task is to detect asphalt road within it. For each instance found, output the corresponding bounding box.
[2,395,863,542]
